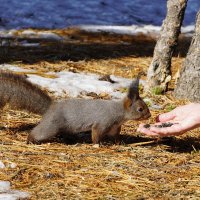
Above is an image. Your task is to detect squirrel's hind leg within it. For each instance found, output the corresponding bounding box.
[27,123,60,144]
[27,114,62,144]
[92,125,122,145]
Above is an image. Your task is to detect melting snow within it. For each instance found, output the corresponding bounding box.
[0,181,29,200]
[78,24,194,36]
[0,64,137,99]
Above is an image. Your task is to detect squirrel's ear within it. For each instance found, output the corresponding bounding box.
[123,97,132,110]
[127,74,140,101]
[124,74,141,110]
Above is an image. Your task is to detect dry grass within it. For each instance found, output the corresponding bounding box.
[0,29,199,200]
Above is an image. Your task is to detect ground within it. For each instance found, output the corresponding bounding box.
[0,29,199,200]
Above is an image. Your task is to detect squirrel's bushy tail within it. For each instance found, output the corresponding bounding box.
[0,71,52,115]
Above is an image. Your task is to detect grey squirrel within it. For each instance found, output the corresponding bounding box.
[0,71,151,144]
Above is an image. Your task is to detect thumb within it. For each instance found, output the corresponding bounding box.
[156,111,176,122]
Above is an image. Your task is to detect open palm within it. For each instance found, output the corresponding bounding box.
[138,103,200,136]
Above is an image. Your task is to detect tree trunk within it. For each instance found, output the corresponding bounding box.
[174,11,200,102]
[146,0,187,92]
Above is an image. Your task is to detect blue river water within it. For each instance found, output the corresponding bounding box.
[0,0,199,29]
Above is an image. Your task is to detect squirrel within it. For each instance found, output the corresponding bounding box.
[0,71,52,115]
[0,70,151,144]
[28,75,151,144]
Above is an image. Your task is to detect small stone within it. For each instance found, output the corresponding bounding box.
[93,144,100,148]
[9,163,17,169]
[0,161,5,169]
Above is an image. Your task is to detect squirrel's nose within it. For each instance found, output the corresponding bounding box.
[144,112,151,119]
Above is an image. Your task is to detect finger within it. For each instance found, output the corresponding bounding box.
[156,111,176,122]
[138,123,145,128]
[149,123,185,136]
[137,126,160,136]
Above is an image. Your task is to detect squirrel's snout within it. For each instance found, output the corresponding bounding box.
[142,111,151,120]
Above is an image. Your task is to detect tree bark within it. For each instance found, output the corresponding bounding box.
[146,0,187,92]
[174,11,200,102]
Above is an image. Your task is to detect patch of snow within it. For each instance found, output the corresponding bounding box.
[150,104,162,110]
[0,193,16,200]
[0,64,152,100]
[0,25,194,41]
[21,30,36,36]
[21,30,63,40]
[9,163,17,169]
[27,71,133,99]
[181,25,195,36]
[144,98,162,110]
[0,181,10,192]
[78,25,161,35]
[0,64,34,73]
[0,64,136,99]
[37,32,63,40]
[0,30,17,38]
[19,41,40,47]
[0,191,29,200]
[78,25,194,36]
[0,29,62,46]
[0,39,40,47]
[0,181,30,200]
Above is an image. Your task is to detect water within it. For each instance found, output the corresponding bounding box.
[0,0,199,30]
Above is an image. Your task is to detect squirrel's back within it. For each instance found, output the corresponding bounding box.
[0,71,52,114]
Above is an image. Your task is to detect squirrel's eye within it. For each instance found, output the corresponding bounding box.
[137,107,143,112]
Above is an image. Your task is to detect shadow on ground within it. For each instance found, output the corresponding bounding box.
[160,136,200,153]
[0,30,191,64]
[60,133,200,153]
[1,122,199,153]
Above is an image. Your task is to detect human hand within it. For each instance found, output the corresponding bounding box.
[137,103,200,136]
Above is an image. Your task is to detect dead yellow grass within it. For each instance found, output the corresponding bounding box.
[0,29,199,200]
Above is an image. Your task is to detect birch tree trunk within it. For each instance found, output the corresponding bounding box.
[146,0,187,92]
[174,11,200,102]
